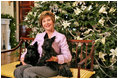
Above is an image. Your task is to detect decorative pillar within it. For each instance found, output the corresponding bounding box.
[1,19,11,50]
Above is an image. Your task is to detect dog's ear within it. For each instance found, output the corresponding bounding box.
[44,33,48,39]
[33,42,38,48]
[51,36,56,43]
[25,42,29,48]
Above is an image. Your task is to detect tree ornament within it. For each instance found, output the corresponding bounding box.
[64,14,69,20]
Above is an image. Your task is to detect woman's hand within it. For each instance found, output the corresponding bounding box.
[46,56,58,62]
[21,58,27,65]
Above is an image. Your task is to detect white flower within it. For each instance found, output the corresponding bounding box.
[95,39,100,43]
[78,1,85,5]
[28,20,31,23]
[38,14,41,18]
[101,37,105,45]
[110,48,117,59]
[98,18,105,26]
[76,36,83,46]
[109,7,116,13]
[34,12,37,17]
[72,1,79,7]
[87,5,92,11]
[32,27,38,32]
[74,21,79,26]
[34,1,39,6]
[81,5,87,10]
[72,48,76,53]
[41,1,47,4]
[55,15,60,20]
[99,5,107,14]
[99,52,107,61]
[79,1,83,5]
[74,7,82,15]
[104,32,111,37]
[28,12,32,15]
[109,48,117,64]
[84,29,93,34]
[98,32,111,37]
[76,36,83,40]
[24,16,28,21]
[62,21,71,28]
[62,10,67,14]
[110,57,117,64]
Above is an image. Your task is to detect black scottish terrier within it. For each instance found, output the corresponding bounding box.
[36,33,73,77]
[16,42,39,67]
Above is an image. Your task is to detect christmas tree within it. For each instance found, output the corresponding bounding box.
[22,1,117,78]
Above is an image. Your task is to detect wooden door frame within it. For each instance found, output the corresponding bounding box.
[16,1,19,41]
[19,1,34,39]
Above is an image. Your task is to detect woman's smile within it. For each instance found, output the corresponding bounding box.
[45,24,51,28]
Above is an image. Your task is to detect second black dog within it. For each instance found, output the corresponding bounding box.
[36,33,73,77]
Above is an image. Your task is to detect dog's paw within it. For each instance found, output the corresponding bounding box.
[59,69,73,77]
[66,70,73,77]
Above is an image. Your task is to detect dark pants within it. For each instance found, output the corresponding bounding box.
[14,65,58,78]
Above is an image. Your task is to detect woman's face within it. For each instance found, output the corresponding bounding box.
[42,15,54,32]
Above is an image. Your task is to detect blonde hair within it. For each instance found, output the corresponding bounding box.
[39,11,55,26]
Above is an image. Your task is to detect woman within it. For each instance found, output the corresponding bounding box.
[14,11,72,78]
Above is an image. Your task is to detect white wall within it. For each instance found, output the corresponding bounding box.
[1,1,14,17]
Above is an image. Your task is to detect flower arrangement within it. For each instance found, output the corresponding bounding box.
[21,1,117,78]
